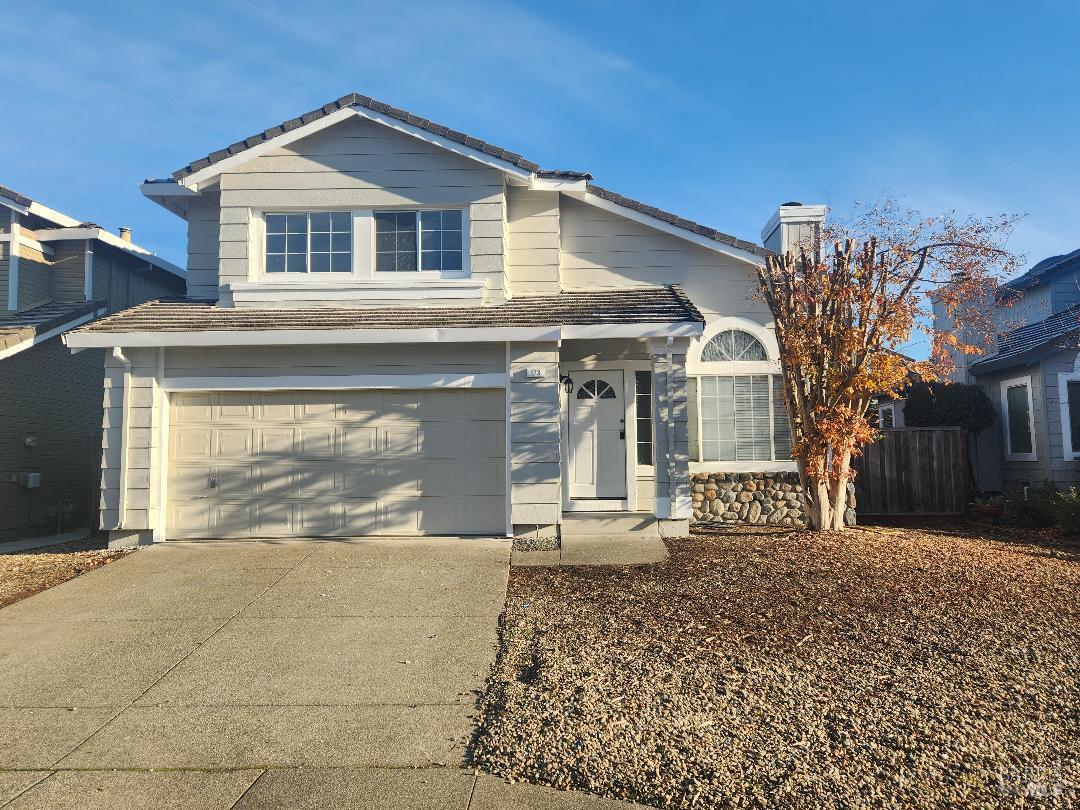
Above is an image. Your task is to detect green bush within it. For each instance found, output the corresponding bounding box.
[903,381,996,433]
[1003,482,1080,534]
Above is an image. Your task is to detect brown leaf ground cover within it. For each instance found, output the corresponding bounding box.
[472,525,1080,807]
[0,535,132,608]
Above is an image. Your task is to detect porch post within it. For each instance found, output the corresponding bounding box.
[649,338,692,522]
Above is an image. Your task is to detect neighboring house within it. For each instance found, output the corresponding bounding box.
[64,92,824,544]
[0,186,185,541]
[942,248,1080,492]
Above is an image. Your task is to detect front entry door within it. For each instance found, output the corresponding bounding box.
[568,371,627,499]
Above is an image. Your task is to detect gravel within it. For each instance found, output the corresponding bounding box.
[471,524,1080,807]
[0,535,133,608]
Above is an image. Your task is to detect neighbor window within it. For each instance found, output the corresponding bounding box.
[1068,380,1080,456]
[635,371,653,466]
[1002,377,1035,459]
[698,374,790,462]
[375,209,463,273]
[265,212,351,273]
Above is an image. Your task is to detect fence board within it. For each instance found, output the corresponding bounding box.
[854,428,968,516]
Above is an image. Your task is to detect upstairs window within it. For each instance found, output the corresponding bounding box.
[265,212,351,273]
[375,209,463,273]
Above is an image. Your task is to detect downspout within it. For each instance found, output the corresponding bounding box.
[666,336,676,518]
[110,347,132,531]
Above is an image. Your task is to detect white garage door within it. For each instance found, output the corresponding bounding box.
[166,389,505,538]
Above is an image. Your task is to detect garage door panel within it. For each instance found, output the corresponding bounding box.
[340,426,377,457]
[382,425,421,456]
[172,428,212,460]
[216,428,253,458]
[172,394,212,423]
[216,393,256,420]
[256,501,294,536]
[298,426,337,458]
[341,464,381,496]
[463,390,504,419]
[466,461,505,495]
[381,461,421,492]
[381,499,420,534]
[258,427,296,456]
[257,393,298,421]
[342,500,378,534]
[212,502,255,536]
[168,389,506,538]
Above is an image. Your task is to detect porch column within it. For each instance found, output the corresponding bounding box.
[649,338,692,522]
[507,341,561,539]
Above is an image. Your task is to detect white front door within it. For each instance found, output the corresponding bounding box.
[568,371,627,499]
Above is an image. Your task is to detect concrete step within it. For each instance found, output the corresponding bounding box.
[560,512,659,536]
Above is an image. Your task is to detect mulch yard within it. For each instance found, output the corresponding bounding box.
[471,524,1080,807]
[0,535,133,609]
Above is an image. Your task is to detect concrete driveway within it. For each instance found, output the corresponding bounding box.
[0,537,634,809]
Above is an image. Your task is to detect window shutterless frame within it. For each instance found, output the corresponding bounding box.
[1000,375,1037,462]
[252,208,469,280]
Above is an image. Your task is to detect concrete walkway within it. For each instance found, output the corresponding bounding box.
[0,537,641,809]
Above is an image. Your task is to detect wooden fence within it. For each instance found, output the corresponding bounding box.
[853,428,969,516]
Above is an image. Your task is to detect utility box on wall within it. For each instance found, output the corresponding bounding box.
[18,472,42,490]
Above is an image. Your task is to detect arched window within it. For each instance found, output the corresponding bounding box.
[692,326,791,463]
[576,379,617,400]
[700,329,768,362]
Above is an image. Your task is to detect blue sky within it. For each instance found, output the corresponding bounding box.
[3,0,1077,277]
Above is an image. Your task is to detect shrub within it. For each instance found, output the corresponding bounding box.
[1002,482,1080,534]
[903,381,996,434]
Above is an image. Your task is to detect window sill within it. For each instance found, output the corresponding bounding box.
[688,460,798,473]
[223,278,487,305]
[1004,454,1038,463]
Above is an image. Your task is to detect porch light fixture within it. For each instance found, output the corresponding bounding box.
[560,374,575,394]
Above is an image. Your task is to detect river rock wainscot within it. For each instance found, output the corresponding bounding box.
[691,473,859,527]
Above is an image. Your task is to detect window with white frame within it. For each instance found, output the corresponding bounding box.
[635,370,653,466]
[692,326,793,463]
[265,212,352,273]
[1067,381,1080,457]
[699,373,790,462]
[1001,376,1035,460]
[375,209,462,273]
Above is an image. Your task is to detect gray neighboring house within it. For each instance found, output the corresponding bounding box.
[0,185,185,541]
[64,92,824,545]
[944,248,1080,492]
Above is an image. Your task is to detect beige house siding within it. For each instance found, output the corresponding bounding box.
[508,342,561,527]
[559,196,768,322]
[0,337,106,540]
[215,116,508,304]
[187,189,220,298]
[50,240,88,302]
[506,188,560,296]
[16,253,52,311]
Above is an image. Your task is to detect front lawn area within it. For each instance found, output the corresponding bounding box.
[472,525,1080,807]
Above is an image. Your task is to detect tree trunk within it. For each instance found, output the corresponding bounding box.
[801,449,854,532]
[829,449,854,530]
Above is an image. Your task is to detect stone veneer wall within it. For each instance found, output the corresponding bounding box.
[691,472,807,527]
[691,472,860,527]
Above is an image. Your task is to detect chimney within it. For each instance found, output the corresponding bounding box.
[761,202,826,256]
[118,227,132,242]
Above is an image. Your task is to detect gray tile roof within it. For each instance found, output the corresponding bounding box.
[0,184,32,208]
[169,93,769,260]
[71,285,704,335]
[0,300,103,353]
[970,303,1080,374]
[998,247,1080,297]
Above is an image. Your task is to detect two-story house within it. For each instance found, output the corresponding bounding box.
[946,248,1080,492]
[64,93,822,545]
[0,185,185,541]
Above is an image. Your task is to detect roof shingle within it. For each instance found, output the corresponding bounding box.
[70,286,704,335]
[970,303,1080,374]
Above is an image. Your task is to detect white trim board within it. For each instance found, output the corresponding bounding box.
[160,372,507,392]
[64,321,702,349]
[0,309,105,362]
